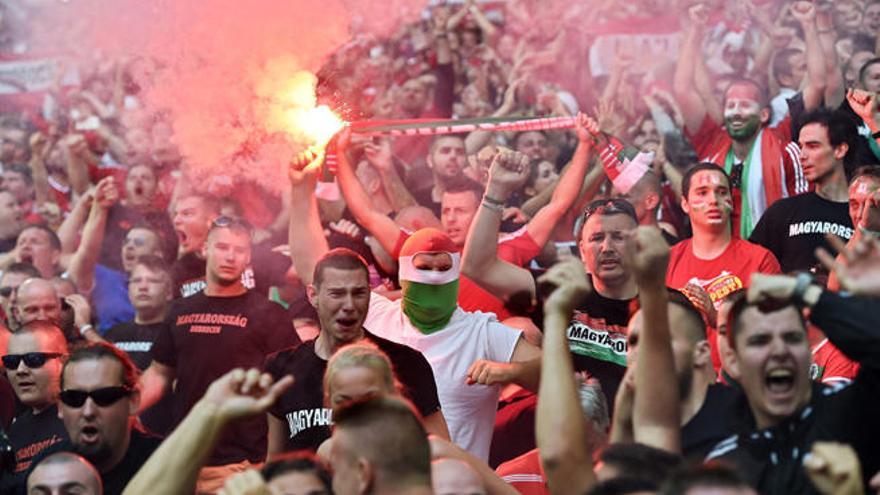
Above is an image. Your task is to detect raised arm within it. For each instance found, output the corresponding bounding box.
[27,132,52,207]
[791,1,827,111]
[461,149,537,303]
[536,260,597,495]
[363,138,418,212]
[623,227,681,453]
[67,177,118,294]
[124,368,293,495]
[673,3,710,134]
[525,113,596,247]
[334,130,402,257]
[56,190,94,255]
[288,147,331,287]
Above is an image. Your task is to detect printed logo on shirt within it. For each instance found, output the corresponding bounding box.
[566,312,628,367]
[179,267,257,297]
[688,271,743,308]
[177,312,249,335]
[285,407,333,438]
[809,363,824,381]
[788,222,853,240]
[14,434,64,473]
[114,341,153,353]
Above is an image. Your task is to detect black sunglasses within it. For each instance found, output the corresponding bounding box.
[59,386,132,408]
[574,198,638,237]
[1,352,63,369]
[211,215,253,233]
[0,287,12,298]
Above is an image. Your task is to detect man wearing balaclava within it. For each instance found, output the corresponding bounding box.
[287,145,541,463]
[363,228,541,462]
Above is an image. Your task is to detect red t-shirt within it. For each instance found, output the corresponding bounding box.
[667,238,781,370]
[496,448,548,495]
[394,227,541,320]
[666,238,781,309]
[811,337,859,386]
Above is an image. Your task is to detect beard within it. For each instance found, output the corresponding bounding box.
[74,440,113,466]
[724,114,761,141]
[678,367,694,400]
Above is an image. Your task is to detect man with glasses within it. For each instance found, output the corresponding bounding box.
[138,216,300,493]
[2,321,68,480]
[27,342,160,495]
[666,163,781,370]
[462,150,643,409]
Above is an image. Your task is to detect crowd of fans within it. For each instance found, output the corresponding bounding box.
[1,0,880,493]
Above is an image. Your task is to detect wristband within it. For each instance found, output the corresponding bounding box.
[483,194,505,206]
[481,200,504,213]
[79,324,94,336]
[791,272,814,307]
[872,131,880,140]
[859,225,880,237]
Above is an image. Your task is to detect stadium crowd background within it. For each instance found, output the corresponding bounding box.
[1,0,880,494]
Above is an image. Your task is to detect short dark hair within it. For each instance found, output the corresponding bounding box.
[428,135,465,155]
[442,176,485,203]
[598,443,683,485]
[858,57,880,86]
[333,396,431,488]
[659,463,754,495]
[262,451,332,489]
[681,162,731,199]
[20,225,62,251]
[725,290,806,350]
[3,262,41,280]
[587,477,659,495]
[4,164,33,186]
[61,342,140,392]
[312,248,369,288]
[772,48,803,83]
[799,108,858,152]
[132,254,170,277]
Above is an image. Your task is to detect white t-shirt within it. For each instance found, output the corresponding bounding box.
[363,291,522,461]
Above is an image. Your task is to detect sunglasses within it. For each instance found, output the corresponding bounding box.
[1,352,63,369]
[0,287,11,298]
[59,386,132,408]
[574,198,638,237]
[210,215,253,235]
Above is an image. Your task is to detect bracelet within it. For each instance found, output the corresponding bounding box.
[481,200,504,213]
[483,194,505,206]
[79,324,94,336]
[872,131,880,140]
[791,272,814,307]
[859,225,880,237]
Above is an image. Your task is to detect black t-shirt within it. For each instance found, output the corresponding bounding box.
[151,290,300,464]
[105,321,164,371]
[171,245,289,299]
[530,274,638,412]
[104,321,174,436]
[24,429,161,495]
[98,204,178,272]
[7,405,67,475]
[749,192,853,274]
[265,331,441,452]
[681,384,739,461]
[411,185,442,219]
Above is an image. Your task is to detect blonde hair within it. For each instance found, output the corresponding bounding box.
[323,342,401,406]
